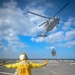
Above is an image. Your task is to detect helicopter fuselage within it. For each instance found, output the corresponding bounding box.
[45,17,60,32]
[40,17,60,37]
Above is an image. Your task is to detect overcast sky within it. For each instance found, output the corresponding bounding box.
[0,0,75,59]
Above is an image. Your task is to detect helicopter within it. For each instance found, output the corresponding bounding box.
[28,2,69,37]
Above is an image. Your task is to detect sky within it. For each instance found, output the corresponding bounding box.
[0,0,75,59]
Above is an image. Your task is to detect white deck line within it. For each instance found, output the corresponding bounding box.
[0,72,14,75]
[70,63,75,65]
[43,67,60,75]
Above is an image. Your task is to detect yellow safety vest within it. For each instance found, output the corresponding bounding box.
[4,60,46,75]
[18,62,31,75]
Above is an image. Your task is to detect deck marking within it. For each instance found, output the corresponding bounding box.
[70,63,75,65]
[0,72,14,75]
[43,67,61,75]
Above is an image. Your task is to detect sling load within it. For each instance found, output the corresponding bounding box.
[51,48,56,56]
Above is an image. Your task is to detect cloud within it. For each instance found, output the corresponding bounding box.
[66,41,75,48]
[3,35,28,52]
[73,20,75,26]
[3,0,17,9]
[31,31,64,43]
[0,0,54,54]
[0,0,30,53]
[62,17,75,30]
[0,46,3,48]
[45,46,55,50]
[31,29,75,48]
[58,40,75,48]
[46,31,64,42]
[65,29,75,40]
[31,37,44,42]
[26,0,54,11]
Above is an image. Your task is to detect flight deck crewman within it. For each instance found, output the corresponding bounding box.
[2,53,49,75]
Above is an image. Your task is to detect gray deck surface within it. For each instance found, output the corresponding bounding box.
[0,60,75,75]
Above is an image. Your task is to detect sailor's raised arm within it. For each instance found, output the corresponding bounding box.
[30,59,49,68]
[2,61,18,68]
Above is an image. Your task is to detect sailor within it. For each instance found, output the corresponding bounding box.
[2,53,49,75]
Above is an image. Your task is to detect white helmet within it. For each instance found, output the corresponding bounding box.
[19,53,28,60]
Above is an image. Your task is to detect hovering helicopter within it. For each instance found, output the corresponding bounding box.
[28,2,69,37]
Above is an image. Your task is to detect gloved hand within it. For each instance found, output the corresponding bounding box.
[2,61,6,66]
[44,59,49,65]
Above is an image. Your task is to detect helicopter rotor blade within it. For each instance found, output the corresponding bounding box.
[38,20,48,27]
[53,2,69,17]
[27,11,49,19]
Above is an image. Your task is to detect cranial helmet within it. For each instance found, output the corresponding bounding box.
[19,53,28,60]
